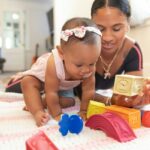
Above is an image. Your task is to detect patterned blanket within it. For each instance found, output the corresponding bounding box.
[0,92,150,150]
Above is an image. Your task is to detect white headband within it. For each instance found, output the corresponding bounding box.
[61,26,102,42]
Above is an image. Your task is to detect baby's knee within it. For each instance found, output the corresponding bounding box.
[21,76,42,90]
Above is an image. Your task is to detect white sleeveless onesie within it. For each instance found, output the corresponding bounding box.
[23,49,82,90]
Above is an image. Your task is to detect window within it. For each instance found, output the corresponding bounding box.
[3,12,20,49]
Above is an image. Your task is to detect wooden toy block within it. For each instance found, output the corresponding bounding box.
[113,74,145,96]
[106,105,141,129]
[87,100,106,118]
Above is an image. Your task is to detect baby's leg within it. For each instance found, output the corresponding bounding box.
[21,76,49,126]
[58,89,75,108]
[60,97,75,108]
[41,93,75,108]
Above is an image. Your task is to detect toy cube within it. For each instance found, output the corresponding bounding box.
[87,100,106,118]
[106,105,141,129]
[113,74,145,96]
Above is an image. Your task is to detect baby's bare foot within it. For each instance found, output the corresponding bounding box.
[34,110,50,126]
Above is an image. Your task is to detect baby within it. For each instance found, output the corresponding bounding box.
[13,17,102,126]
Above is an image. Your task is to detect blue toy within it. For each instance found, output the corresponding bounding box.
[58,114,83,136]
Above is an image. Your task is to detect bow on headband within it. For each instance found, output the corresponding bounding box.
[61,26,102,42]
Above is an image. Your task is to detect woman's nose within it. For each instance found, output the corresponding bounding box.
[102,30,114,42]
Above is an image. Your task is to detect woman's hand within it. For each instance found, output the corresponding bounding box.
[142,79,150,95]
[111,79,150,107]
[111,94,142,107]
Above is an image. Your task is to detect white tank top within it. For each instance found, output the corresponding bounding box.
[23,49,81,90]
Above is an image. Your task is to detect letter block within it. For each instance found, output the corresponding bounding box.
[113,74,145,96]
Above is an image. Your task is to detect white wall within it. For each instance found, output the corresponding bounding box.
[25,9,50,68]
[128,20,150,76]
[54,0,93,45]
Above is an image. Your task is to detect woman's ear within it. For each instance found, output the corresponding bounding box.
[126,24,130,34]
[56,45,64,59]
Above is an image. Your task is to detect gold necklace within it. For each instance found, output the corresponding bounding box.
[100,41,125,79]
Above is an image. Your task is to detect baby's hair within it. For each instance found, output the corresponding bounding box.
[91,0,131,20]
[60,17,101,47]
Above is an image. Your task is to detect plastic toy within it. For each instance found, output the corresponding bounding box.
[87,100,106,118]
[85,112,136,142]
[26,131,58,150]
[87,100,141,129]
[142,111,150,127]
[106,105,141,129]
[58,114,83,136]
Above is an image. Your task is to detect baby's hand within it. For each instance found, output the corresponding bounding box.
[34,110,50,126]
[54,114,62,121]
[78,111,87,121]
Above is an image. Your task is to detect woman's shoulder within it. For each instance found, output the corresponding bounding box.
[125,36,142,53]
[122,36,141,57]
[124,36,136,47]
[123,36,143,65]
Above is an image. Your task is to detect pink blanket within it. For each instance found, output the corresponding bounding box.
[0,92,150,150]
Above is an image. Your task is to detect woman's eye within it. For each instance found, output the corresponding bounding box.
[112,25,123,31]
[113,27,121,32]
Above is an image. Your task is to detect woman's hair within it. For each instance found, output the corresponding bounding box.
[91,0,131,19]
[60,17,101,47]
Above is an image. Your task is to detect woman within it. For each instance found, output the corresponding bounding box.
[92,0,142,89]
[91,0,150,107]
[75,0,145,107]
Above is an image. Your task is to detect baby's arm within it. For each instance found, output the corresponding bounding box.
[45,56,62,120]
[21,76,49,126]
[79,74,95,120]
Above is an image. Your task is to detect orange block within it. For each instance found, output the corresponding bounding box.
[106,105,141,129]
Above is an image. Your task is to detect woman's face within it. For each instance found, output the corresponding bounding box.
[92,7,129,54]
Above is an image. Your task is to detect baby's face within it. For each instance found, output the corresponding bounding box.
[62,42,101,80]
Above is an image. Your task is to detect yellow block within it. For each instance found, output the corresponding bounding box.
[113,74,145,96]
[87,100,106,118]
[106,105,141,129]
